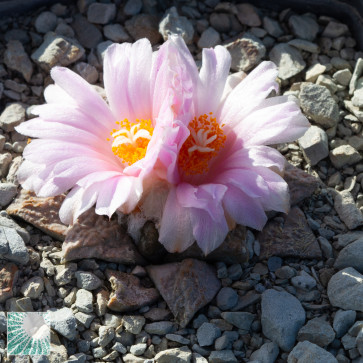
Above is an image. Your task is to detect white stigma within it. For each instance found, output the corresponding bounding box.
[188,128,217,154]
[112,124,152,148]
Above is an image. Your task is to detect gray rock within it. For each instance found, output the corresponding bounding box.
[288,341,338,363]
[330,145,362,169]
[4,40,33,82]
[72,15,103,49]
[75,271,102,290]
[333,310,356,338]
[333,69,352,86]
[352,88,363,108]
[210,13,231,33]
[87,3,116,24]
[221,312,254,332]
[197,323,221,346]
[305,63,327,82]
[298,126,329,166]
[297,317,335,347]
[225,32,266,72]
[1,226,29,264]
[125,14,162,46]
[198,27,220,48]
[344,100,363,122]
[54,263,77,286]
[35,11,57,33]
[96,40,113,62]
[269,43,306,80]
[74,311,94,328]
[0,153,12,177]
[250,342,279,363]
[103,24,131,43]
[98,325,115,347]
[275,266,296,279]
[144,321,175,335]
[349,58,363,95]
[263,16,284,38]
[322,21,349,38]
[236,3,261,27]
[216,287,238,310]
[335,239,363,273]
[0,312,6,333]
[328,267,363,311]
[112,342,127,354]
[73,62,98,84]
[122,315,145,334]
[291,271,317,291]
[20,276,44,299]
[154,347,192,362]
[75,289,93,313]
[130,343,147,356]
[49,307,77,340]
[166,334,190,345]
[299,83,339,128]
[0,103,25,132]
[55,22,75,38]
[261,289,306,351]
[288,39,320,53]
[124,0,142,16]
[0,183,17,207]
[334,190,363,229]
[31,32,85,71]
[159,7,194,44]
[209,350,237,363]
[348,321,363,336]
[288,15,319,41]
[317,74,338,94]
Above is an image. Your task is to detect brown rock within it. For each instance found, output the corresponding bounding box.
[6,189,68,241]
[284,162,321,205]
[144,308,173,322]
[146,259,221,327]
[236,3,261,27]
[106,269,159,313]
[63,209,146,265]
[125,14,162,45]
[258,207,322,260]
[95,288,109,317]
[0,263,18,303]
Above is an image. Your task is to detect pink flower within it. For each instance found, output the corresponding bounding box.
[16,38,192,224]
[156,37,310,255]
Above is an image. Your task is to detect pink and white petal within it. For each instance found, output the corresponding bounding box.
[76,171,123,189]
[223,185,268,230]
[233,97,310,146]
[59,186,84,224]
[43,84,76,106]
[158,187,195,253]
[73,183,100,220]
[51,67,114,128]
[218,61,278,124]
[197,46,231,115]
[221,71,247,100]
[190,207,229,255]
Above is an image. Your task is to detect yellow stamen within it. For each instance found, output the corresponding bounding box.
[178,112,226,175]
[109,118,153,166]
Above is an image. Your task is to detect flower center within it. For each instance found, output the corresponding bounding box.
[108,118,153,165]
[178,112,226,175]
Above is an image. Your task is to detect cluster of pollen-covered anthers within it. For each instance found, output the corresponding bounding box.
[178,112,226,175]
[108,118,154,166]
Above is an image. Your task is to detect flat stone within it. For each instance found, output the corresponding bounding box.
[122,315,145,334]
[159,7,194,44]
[35,11,57,33]
[333,69,352,86]
[349,135,363,151]
[209,350,237,363]
[96,40,113,62]
[76,289,93,313]
[0,103,25,132]
[322,21,349,38]
[344,100,363,121]
[0,263,18,303]
[335,238,363,273]
[75,271,102,290]
[103,24,131,43]
[216,287,238,310]
[225,33,266,72]
[288,15,319,41]
[263,16,284,38]
[154,347,192,363]
[330,145,362,169]
[198,27,220,49]
[261,289,306,351]
[333,310,356,338]
[125,14,162,46]
[71,15,103,49]
[221,312,254,332]
[166,334,190,345]
[288,39,320,53]
[352,88,363,108]
[328,267,363,312]
[4,40,33,82]
[197,323,221,346]
[0,183,17,207]
[297,317,335,347]
[98,326,115,347]
[288,341,338,363]
[124,0,142,16]
[299,83,339,128]
[269,43,306,80]
[291,271,317,291]
[20,276,44,299]
[236,3,261,27]
[7,190,68,241]
[74,311,94,328]
[106,269,159,312]
[334,190,363,230]
[259,206,322,260]
[0,226,29,264]
[210,13,231,33]
[87,3,116,24]
[31,32,85,71]
[317,74,338,94]
[298,126,329,166]
[349,58,363,95]
[48,307,77,340]
[305,63,326,82]
[144,321,176,335]
[283,163,320,205]
[250,342,279,363]
[146,259,220,327]
[63,208,146,265]
[144,308,172,322]
[73,62,98,84]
